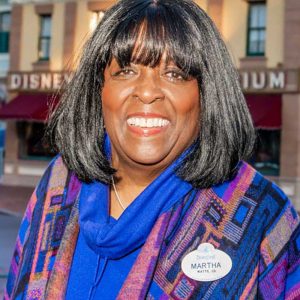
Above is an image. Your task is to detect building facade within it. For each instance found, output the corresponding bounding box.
[0,0,11,177]
[0,0,300,208]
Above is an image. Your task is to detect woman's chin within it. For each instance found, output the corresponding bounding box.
[124,150,171,168]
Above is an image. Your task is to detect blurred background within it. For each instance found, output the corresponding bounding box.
[0,0,299,296]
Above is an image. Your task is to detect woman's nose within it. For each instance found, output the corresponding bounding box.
[132,72,165,104]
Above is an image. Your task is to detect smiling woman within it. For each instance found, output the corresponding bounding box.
[103,57,200,218]
[102,58,200,160]
[5,0,300,299]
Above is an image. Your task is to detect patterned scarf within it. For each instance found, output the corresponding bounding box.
[5,157,300,299]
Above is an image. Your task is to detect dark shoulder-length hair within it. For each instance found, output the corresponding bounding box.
[47,0,255,188]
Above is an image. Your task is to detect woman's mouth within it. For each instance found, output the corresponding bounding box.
[127,117,170,128]
[126,117,170,136]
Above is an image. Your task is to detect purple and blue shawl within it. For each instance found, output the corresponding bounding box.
[4,156,300,299]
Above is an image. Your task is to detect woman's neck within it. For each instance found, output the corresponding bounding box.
[109,163,164,219]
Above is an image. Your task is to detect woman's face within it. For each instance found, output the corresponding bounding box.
[102,57,200,173]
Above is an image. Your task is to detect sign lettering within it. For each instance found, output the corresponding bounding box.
[239,70,286,91]
[8,72,72,91]
[7,69,298,93]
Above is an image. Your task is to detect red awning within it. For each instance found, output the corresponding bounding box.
[245,94,282,130]
[0,93,59,122]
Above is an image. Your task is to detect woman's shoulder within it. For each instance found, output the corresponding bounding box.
[42,154,69,182]
[38,154,78,189]
[237,161,297,211]
[32,154,82,212]
[233,161,299,233]
[208,161,299,236]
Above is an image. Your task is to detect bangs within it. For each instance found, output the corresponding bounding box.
[109,2,199,76]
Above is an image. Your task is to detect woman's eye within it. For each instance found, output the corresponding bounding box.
[112,68,136,77]
[164,70,188,82]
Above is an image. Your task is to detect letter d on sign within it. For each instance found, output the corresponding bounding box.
[10,74,22,90]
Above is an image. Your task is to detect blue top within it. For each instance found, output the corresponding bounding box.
[66,217,142,300]
[66,141,193,299]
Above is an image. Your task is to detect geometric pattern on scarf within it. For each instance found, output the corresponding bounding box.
[143,166,300,299]
[4,156,81,299]
[4,157,300,299]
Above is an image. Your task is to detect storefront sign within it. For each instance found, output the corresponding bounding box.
[8,69,300,93]
[239,69,300,93]
[8,72,73,91]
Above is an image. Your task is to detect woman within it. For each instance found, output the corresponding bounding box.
[5,0,300,299]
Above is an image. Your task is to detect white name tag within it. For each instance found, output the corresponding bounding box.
[181,243,232,282]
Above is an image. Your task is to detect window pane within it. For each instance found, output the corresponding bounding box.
[41,16,51,37]
[249,30,259,53]
[250,6,259,27]
[258,30,265,53]
[249,30,265,55]
[250,4,266,28]
[39,38,50,59]
[258,5,266,27]
[0,12,10,32]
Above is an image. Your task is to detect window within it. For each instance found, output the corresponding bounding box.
[90,11,105,32]
[17,121,56,160]
[247,2,266,56]
[250,129,280,176]
[38,15,52,61]
[0,12,10,53]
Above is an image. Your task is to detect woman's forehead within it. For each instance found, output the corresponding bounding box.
[106,9,198,75]
[108,53,178,69]
[111,24,167,67]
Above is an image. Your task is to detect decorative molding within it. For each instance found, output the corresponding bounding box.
[32,60,50,71]
[35,3,53,14]
[240,56,267,69]
[243,0,267,3]
[87,1,116,11]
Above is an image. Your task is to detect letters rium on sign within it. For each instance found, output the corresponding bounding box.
[239,70,285,91]
[8,72,73,91]
[181,243,232,282]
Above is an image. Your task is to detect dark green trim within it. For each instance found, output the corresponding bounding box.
[0,31,9,53]
[0,11,10,53]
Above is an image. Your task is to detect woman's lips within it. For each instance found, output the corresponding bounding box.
[126,116,170,137]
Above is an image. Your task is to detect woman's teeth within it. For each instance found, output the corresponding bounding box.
[127,117,170,128]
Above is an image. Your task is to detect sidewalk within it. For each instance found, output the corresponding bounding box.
[0,213,22,298]
[0,185,33,298]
